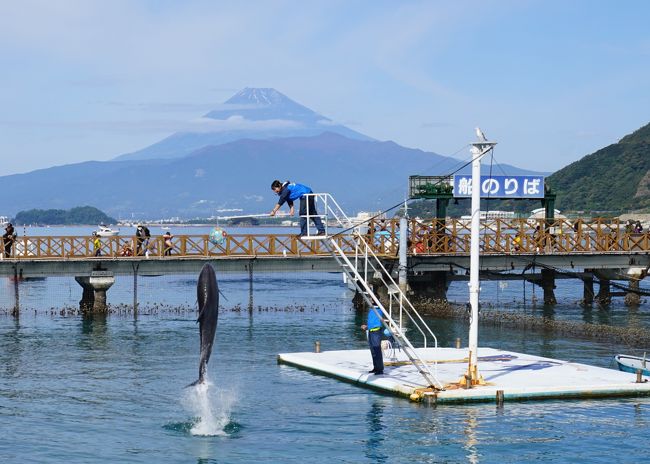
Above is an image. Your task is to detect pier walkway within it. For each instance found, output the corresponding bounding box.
[0,218,648,278]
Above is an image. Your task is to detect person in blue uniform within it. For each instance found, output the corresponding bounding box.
[361,306,384,375]
[269,180,326,237]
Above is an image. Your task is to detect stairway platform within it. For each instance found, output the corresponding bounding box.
[277,347,650,404]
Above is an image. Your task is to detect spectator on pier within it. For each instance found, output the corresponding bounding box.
[361,306,385,375]
[163,231,174,256]
[533,225,543,252]
[135,225,151,256]
[269,180,325,237]
[634,221,643,233]
[3,223,16,258]
[120,244,133,256]
[92,232,101,257]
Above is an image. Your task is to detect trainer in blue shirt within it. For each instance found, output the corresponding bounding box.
[269,180,326,237]
[361,306,384,375]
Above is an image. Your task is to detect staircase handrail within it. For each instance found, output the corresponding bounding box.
[353,233,439,349]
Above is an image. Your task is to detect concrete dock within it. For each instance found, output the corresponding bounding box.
[278,347,650,404]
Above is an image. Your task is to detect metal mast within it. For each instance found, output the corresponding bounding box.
[465,127,496,386]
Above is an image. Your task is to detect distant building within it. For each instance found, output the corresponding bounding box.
[460,210,515,221]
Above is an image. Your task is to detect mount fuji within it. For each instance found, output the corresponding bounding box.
[115,88,373,161]
[0,88,544,219]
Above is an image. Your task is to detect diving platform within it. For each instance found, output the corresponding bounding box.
[278,347,650,404]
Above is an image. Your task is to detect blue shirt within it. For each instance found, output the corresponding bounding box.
[277,183,313,207]
[367,307,382,331]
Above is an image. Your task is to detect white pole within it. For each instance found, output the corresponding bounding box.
[398,216,408,293]
[467,128,496,385]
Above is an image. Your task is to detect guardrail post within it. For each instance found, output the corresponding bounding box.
[399,217,408,293]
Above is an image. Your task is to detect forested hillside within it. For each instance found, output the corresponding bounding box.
[14,206,116,225]
[547,122,650,213]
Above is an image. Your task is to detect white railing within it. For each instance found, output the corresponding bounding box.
[301,193,354,238]
[307,192,444,389]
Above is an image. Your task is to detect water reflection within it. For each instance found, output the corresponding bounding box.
[463,408,480,464]
[595,307,611,325]
[364,400,388,463]
[627,305,643,330]
[79,313,109,350]
[541,304,555,320]
[2,317,22,378]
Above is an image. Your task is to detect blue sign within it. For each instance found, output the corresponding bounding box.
[452,175,545,199]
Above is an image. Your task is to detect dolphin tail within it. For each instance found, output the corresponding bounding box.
[185,378,203,388]
[185,362,207,388]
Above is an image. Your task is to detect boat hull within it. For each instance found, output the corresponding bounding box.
[615,355,650,376]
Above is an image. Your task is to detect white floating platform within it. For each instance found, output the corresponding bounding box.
[278,347,650,404]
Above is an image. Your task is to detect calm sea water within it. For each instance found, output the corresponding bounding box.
[1,226,650,463]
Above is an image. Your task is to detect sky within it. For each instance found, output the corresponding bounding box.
[0,0,649,176]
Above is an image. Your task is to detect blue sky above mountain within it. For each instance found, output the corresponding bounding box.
[115,88,372,161]
[0,2,649,176]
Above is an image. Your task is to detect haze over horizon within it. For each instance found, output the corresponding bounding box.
[1,1,649,176]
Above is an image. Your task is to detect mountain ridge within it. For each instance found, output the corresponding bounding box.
[115,88,373,161]
[0,132,542,218]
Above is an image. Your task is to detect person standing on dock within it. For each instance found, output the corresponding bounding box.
[269,180,326,237]
[361,306,384,375]
[3,222,16,258]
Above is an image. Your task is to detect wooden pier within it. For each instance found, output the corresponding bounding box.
[1,218,648,311]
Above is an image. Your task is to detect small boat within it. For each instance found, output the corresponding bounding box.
[615,354,650,376]
[95,225,120,237]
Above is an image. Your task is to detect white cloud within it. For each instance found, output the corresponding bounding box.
[186,116,302,134]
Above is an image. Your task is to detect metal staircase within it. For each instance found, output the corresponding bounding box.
[302,193,444,390]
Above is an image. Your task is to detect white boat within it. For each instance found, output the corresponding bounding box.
[0,216,9,227]
[95,225,120,237]
[615,354,650,376]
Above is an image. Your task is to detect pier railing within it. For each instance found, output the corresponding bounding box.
[0,218,648,260]
[403,217,649,254]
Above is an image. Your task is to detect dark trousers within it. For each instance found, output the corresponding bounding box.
[299,195,325,236]
[136,238,143,255]
[4,240,13,258]
[368,329,384,373]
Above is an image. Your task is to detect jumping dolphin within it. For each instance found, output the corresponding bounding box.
[189,263,219,387]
